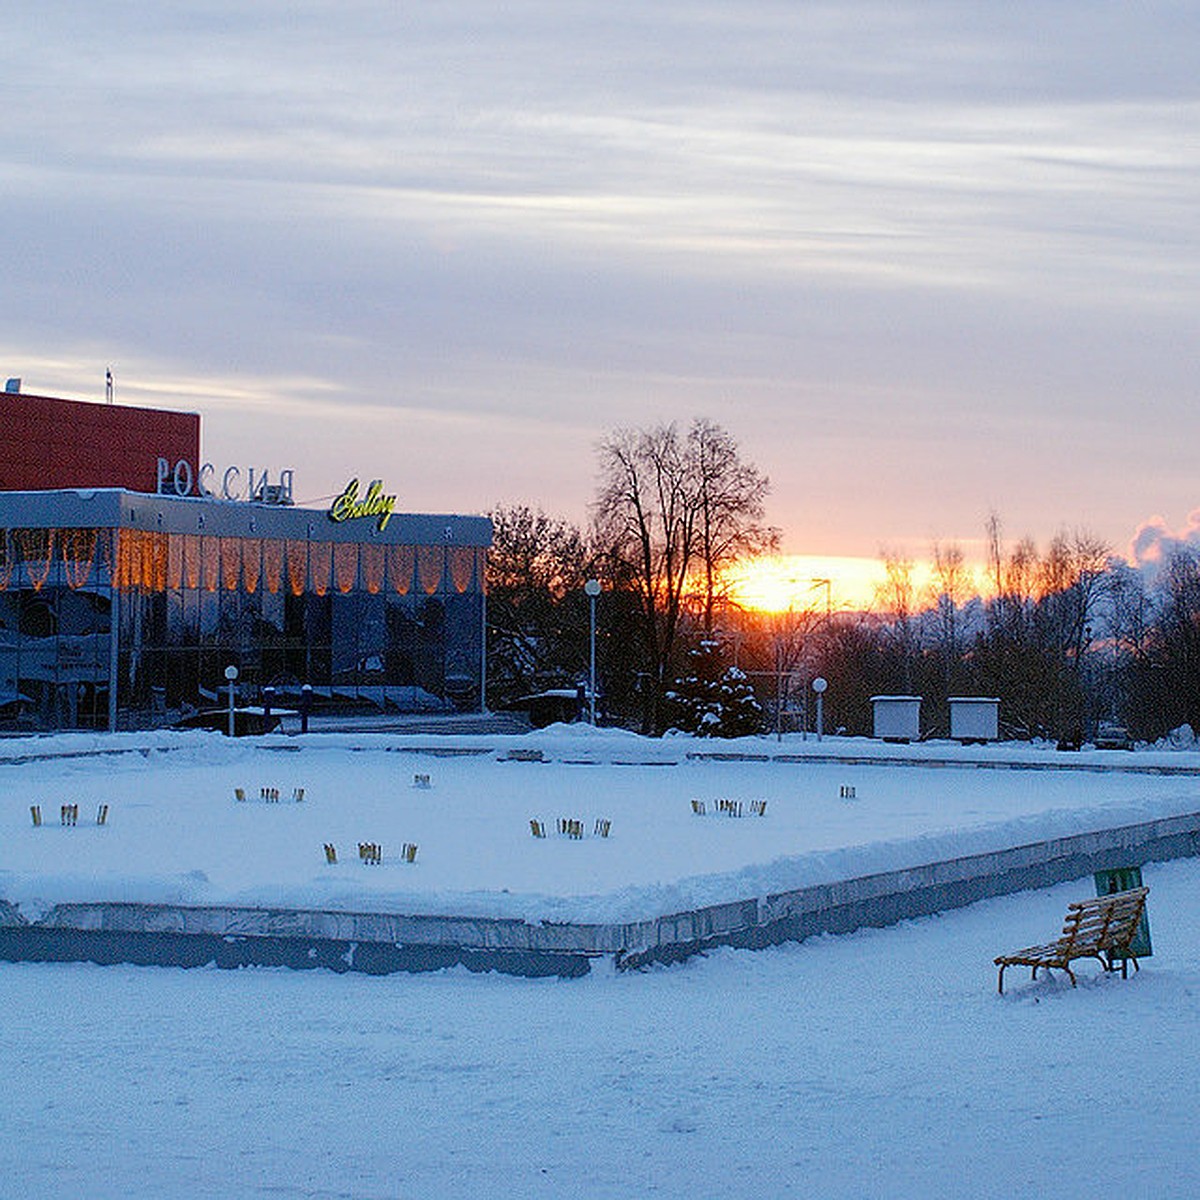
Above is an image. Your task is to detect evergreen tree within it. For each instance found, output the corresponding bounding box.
[665,640,764,737]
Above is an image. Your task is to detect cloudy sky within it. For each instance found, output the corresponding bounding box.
[3,2,1198,565]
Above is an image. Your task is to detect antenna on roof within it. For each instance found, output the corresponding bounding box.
[105,367,113,404]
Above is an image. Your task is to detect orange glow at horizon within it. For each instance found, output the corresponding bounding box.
[724,556,884,614]
[724,555,989,615]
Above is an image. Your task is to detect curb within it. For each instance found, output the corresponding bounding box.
[4,811,1198,978]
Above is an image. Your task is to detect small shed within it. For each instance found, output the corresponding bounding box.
[871,695,921,742]
[948,696,1000,743]
[512,688,586,728]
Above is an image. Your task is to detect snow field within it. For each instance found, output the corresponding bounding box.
[4,729,1200,1197]
[1,856,1197,1199]
[4,730,1200,923]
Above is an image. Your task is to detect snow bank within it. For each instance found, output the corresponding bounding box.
[4,727,1199,923]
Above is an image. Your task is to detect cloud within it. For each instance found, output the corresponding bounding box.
[1130,511,1200,571]
[2,4,1199,553]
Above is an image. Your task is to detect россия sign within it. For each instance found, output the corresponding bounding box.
[156,457,295,506]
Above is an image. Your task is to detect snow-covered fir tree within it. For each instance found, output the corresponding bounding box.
[665,639,764,737]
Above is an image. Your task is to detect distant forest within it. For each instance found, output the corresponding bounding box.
[487,422,1200,743]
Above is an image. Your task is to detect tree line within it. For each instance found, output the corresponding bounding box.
[487,420,1200,743]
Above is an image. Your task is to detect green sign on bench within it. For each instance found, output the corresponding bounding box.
[1095,867,1152,958]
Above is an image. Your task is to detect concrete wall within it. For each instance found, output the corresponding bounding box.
[3,811,1198,977]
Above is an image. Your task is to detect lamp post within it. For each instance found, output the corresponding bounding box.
[585,579,601,724]
[812,676,828,741]
[224,664,239,738]
[774,633,786,743]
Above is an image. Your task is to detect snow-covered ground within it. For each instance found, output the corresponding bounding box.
[4,726,1200,923]
[2,858,1197,1199]
[3,727,1199,1198]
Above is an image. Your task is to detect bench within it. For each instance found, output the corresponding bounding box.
[994,886,1149,994]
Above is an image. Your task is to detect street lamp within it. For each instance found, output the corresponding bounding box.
[585,579,601,724]
[812,676,828,741]
[224,664,239,738]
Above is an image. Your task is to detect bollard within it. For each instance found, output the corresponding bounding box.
[31,805,41,827]
[323,843,338,864]
[96,804,109,826]
[402,842,418,864]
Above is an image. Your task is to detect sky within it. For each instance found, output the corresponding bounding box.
[3,3,1199,570]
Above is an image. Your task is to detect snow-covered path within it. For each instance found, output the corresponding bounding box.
[3,855,1196,1200]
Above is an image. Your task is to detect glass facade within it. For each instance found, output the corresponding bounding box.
[0,518,487,731]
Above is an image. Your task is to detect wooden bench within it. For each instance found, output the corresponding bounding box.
[995,886,1149,994]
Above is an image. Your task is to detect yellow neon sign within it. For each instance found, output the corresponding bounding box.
[328,478,396,531]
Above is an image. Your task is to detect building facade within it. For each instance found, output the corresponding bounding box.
[0,392,490,732]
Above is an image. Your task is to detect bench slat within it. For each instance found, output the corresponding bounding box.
[995,887,1148,993]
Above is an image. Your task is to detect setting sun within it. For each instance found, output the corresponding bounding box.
[725,554,994,615]
[724,555,889,614]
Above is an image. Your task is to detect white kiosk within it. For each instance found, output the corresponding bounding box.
[871,695,921,743]
[948,696,1000,743]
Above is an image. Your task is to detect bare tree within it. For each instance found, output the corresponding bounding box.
[487,505,589,601]
[593,425,696,731]
[986,514,1039,641]
[485,505,593,706]
[877,550,918,693]
[978,517,1110,739]
[1130,549,1200,736]
[766,596,828,734]
[592,418,775,733]
[930,540,971,695]
[690,418,779,634]
[1036,530,1110,669]
[1108,559,1153,661]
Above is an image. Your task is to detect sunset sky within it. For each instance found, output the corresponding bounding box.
[3,4,1199,584]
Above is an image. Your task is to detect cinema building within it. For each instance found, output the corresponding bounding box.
[0,386,490,732]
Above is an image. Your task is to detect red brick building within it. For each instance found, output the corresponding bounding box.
[0,390,199,494]
[0,385,490,732]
